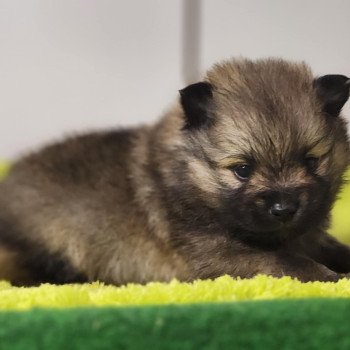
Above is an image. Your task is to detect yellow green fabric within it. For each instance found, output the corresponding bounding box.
[1,275,350,311]
[0,161,9,179]
[329,169,350,243]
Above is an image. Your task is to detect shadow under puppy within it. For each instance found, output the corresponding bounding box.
[0,58,350,285]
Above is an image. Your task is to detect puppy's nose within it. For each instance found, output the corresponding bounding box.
[269,202,298,222]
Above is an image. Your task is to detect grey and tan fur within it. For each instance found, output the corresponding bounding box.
[0,58,350,285]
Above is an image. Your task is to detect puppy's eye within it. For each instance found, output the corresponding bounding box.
[232,164,253,181]
[304,157,319,172]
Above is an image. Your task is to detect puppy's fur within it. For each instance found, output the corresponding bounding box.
[1,58,350,285]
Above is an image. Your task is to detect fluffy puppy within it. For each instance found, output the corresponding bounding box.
[0,58,350,285]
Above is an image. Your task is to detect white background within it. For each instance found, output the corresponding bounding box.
[1,0,349,159]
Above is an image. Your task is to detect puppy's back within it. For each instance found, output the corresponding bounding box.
[0,129,137,284]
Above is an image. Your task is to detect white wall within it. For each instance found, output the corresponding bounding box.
[0,0,183,158]
[0,0,349,159]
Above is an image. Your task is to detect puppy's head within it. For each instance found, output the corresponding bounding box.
[178,58,350,239]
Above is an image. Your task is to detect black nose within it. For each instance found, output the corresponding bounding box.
[269,202,298,222]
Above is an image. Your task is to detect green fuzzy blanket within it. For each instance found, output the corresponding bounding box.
[2,299,350,350]
[2,276,350,350]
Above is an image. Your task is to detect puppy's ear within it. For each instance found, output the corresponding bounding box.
[179,82,214,129]
[314,75,350,117]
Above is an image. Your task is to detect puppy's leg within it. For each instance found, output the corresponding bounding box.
[298,232,350,273]
[182,234,341,282]
[0,246,35,285]
[233,250,340,282]
[186,241,340,282]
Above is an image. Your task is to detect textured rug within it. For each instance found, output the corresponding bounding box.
[1,276,350,349]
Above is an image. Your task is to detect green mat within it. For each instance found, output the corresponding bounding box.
[1,299,350,350]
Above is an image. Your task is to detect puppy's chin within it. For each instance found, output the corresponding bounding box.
[231,218,296,237]
[219,205,319,245]
[227,225,291,247]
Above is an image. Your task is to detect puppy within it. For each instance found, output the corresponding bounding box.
[0,58,350,285]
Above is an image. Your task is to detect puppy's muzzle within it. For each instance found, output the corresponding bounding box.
[258,190,300,223]
[269,201,298,222]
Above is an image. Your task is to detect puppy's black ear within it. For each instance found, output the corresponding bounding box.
[179,82,214,129]
[314,75,350,117]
